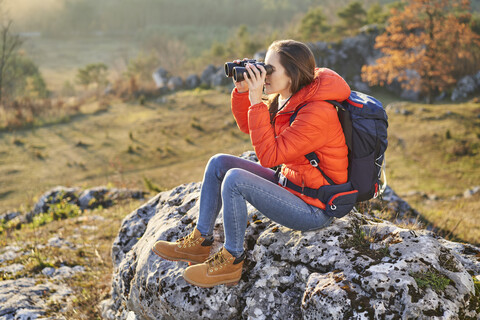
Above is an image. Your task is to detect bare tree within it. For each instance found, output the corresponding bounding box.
[0,4,23,105]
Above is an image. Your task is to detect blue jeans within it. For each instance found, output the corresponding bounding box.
[196,154,334,257]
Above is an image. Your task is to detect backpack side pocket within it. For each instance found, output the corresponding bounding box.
[325,190,358,218]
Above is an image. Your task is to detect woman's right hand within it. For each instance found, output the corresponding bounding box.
[234,79,249,93]
[233,59,249,93]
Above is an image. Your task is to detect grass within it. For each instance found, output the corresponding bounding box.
[385,101,480,244]
[0,88,251,213]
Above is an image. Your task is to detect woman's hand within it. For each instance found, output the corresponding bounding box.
[244,63,266,105]
[234,79,249,93]
[233,59,249,93]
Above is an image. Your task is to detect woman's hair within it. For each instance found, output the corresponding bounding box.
[266,40,316,123]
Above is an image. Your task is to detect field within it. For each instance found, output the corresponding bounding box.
[385,101,480,244]
[0,88,252,212]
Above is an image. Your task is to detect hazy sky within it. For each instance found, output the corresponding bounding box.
[4,0,63,20]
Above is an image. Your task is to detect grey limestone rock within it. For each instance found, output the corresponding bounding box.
[26,186,79,222]
[200,64,217,86]
[451,72,480,101]
[185,74,201,90]
[101,179,480,319]
[19,186,147,225]
[167,76,184,91]
[152,68,170,89]
[0,278,73,320]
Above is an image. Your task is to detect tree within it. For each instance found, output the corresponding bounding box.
[76,63,109,94]
[6,54,48,99]
[362,0,480,103]
[125,52,159,83]
[0,20,23,105]
[366,3,389,25]
[298,7,331,42]
[337,1,367,35]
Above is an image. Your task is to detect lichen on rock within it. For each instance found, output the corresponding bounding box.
[100,178,480,319]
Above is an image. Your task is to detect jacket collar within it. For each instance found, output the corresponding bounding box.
[278,68,351,114]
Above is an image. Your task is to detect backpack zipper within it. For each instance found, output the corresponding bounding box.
[328,190,358,205]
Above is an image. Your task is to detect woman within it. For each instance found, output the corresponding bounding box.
[152,39,350,288]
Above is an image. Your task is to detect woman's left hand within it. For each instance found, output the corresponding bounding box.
[244,63,266,105]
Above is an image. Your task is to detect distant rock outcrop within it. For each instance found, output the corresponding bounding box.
[100,154,480,320]
[151,28,479,103]
[451,71,480,102]
[23,186,147,223]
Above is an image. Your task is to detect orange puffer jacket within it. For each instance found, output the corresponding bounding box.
[231,68,350,209]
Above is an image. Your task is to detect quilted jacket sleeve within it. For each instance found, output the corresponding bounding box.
[231,88,251,134]
[247,101,337,168]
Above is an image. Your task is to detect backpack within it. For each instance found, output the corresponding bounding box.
[277,91,388,218]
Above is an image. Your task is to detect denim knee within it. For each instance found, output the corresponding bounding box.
[222,168,245,195]
[206,153,230,178]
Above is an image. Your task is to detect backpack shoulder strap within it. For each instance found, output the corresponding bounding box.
[289,103,308,125]
[288,103,336,186]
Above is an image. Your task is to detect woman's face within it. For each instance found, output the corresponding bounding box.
[264,50,292,99]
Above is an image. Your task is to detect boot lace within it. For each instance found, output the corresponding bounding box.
[176,231,200,248]
[205,249,232,272]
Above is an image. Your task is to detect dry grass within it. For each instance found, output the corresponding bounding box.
[0,88,251,213]
[385,101,480,244]
[0,199,143,318]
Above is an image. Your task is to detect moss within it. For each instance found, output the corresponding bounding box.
[410,269,451,293]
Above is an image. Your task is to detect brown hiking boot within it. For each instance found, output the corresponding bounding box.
[152,228,213,265]
[183,247,245,288]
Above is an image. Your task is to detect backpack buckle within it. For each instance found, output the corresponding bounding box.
[278,173,288,187]
[309,159,318,167]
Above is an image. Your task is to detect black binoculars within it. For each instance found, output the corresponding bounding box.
[224,59,273,82]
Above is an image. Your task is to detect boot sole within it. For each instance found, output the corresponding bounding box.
[151,247,206,265]
[182,271,240,288]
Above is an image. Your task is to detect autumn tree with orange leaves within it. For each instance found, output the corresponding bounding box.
[362,0,480,103]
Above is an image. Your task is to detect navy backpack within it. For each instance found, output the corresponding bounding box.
[277,91,388,218]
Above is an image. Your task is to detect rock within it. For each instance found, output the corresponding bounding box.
[185,74,201,90]
[167,76,184,91]
[464,186,480,198]
[0,246,22,263]
[42,267,55,277]
[0,210,21,223]
[78,186,146,210]
[78,187,111,209]
[211,67,230,87]
[26,186,79,222]
[101,178,480,319]
[451,72,480,101]
[53,265,85,279]
[0,263,24,274]
[0,278,73,320]
[152,68,170,89]
[47,236,74,249]
[309,30,380,88]
[200,64,217,86]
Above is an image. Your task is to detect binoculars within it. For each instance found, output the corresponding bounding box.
[224,59,273,82]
